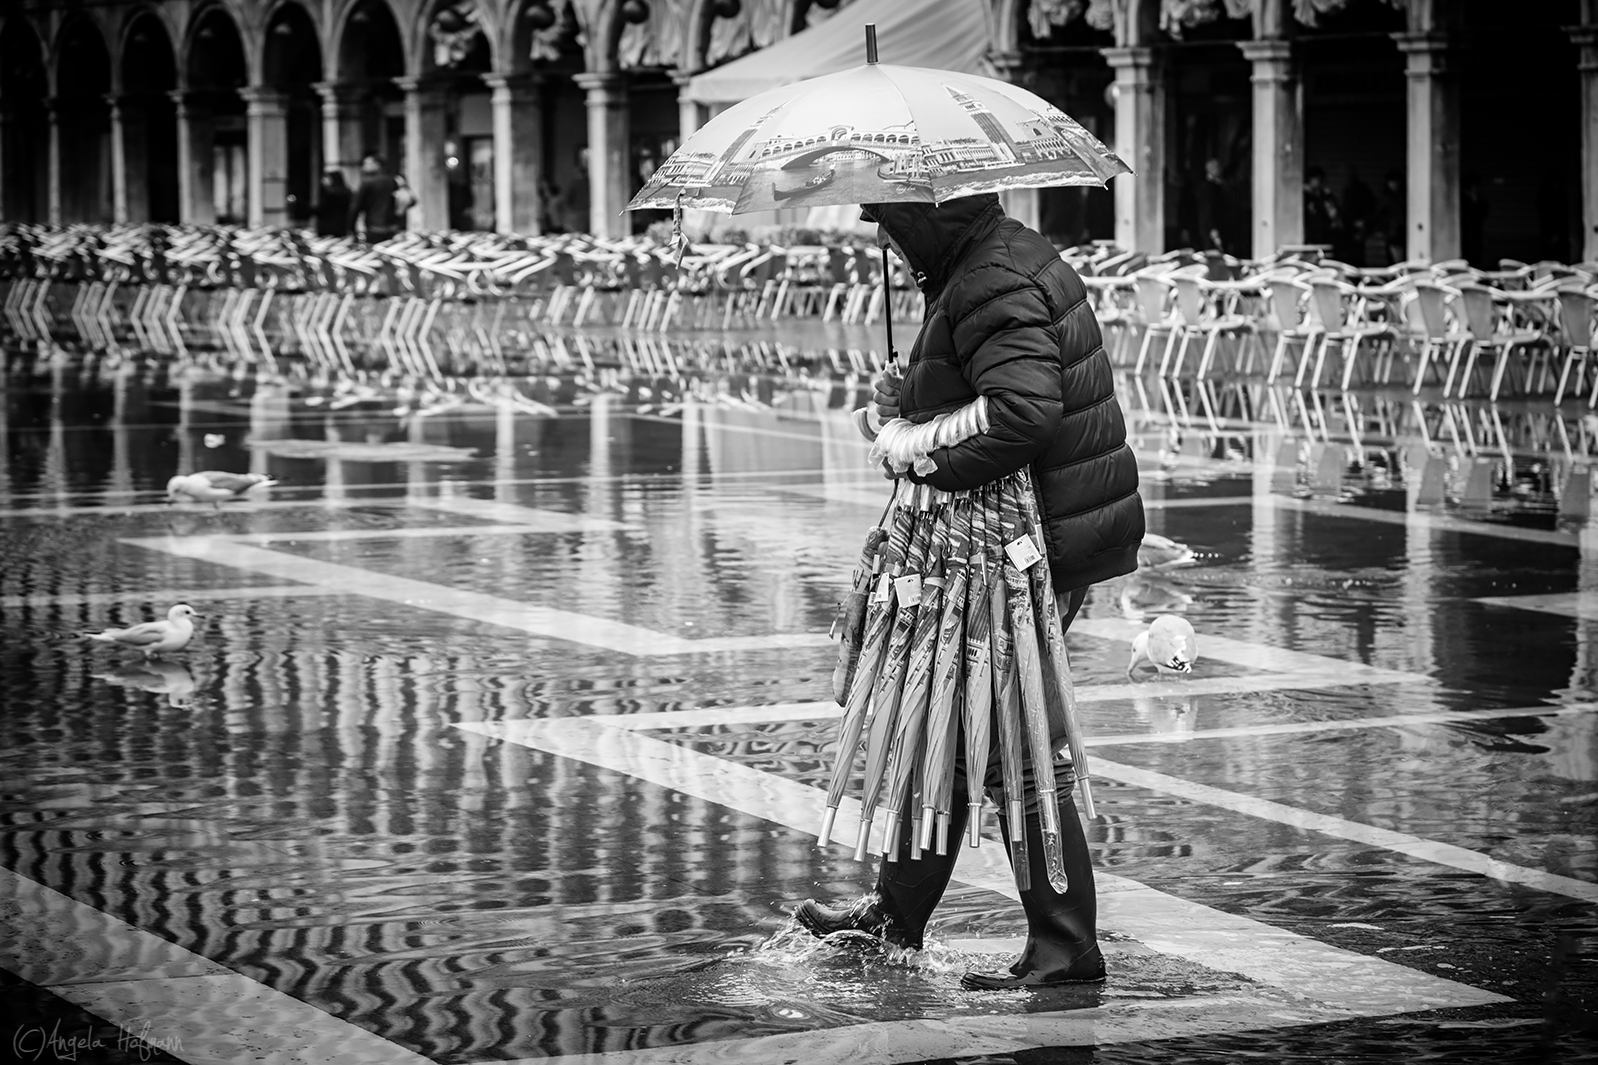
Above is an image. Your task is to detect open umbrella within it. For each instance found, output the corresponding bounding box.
[625,24,1129,360]
[628,27,1129,216]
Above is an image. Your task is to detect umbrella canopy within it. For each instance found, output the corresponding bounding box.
[683,0,990,105]
[628,53,1129,216]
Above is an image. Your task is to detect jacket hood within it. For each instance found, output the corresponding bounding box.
[861,194,1004,296]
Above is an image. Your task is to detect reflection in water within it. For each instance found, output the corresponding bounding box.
[95,660,198,708]
[2,330,1597,1060]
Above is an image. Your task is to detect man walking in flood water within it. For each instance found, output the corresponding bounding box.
[794,193,1144,989]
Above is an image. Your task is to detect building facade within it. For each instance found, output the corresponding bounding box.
[0,0,1594,263]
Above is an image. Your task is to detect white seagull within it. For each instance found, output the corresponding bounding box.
[80,604,202,659]
[166,471,278,508]
[1138,533,1196,571]
[1127,614,1198,676]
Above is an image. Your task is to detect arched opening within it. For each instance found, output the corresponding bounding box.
[121,11,180,223]
[263,2,324,225]
[333,0,405,197]
[185,6,248,224]
[1164,14,1252,253]
[1461,0,1582,264]
[1,20,50,222]
[614,2,687,235]
[1299,1,1406,267]
[55,15,114,223]
[1017,3,1115,247]
[420,0,495,230]
[508,0,585,232]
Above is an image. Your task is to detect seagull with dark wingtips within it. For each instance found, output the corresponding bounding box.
[1138,533,1195,571]
[80,604,202,659]
[166,471,277,509]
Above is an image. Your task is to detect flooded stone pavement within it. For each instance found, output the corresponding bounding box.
[1,344,1595,1064]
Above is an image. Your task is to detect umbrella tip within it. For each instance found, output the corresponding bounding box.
[865,23,878,64]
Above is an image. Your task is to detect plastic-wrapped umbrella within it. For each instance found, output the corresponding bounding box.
[832,523,890,705]
[1010,472,1097,821]
[987,557,1030,893]
[853,487,939,861]
[1002,540,1070,894]
[919,496,970,855]
[820,478,916,846]
[881,531,946,860]
[960,492,995,849]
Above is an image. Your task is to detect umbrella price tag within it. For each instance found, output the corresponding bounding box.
[871,573,893,605]
[1005,533,1044,572]
[893,573,923,607]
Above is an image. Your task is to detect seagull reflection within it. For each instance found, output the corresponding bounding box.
[95,661,198,708]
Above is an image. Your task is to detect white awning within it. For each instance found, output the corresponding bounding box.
[684,0,993,105]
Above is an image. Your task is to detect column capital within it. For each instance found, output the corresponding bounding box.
[1569,25,1598,69]
[988,50,1025,78]
[1392,31,1455,71]
[312,80,366,105]
[1237,37,1293,63]
[238,86,289,113]
[482,72,541,96]
[1101,46,1156,72]
[393,74,451,99]
[574,70,625,98]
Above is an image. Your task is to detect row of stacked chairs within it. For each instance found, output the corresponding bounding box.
[0,223,925,379]
[1071,244,1598,406]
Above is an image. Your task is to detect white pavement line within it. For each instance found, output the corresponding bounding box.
[458,717,1503,1065]
[227,524,555,544]
[1272,496,1579,548]
[478,997,1340,1065]
[122,536,829,656]
[0,865,435,1065]
[1087,703,1598,746]
[1,586,342,609]
[594,701,1595,746]
[403,495,632,532]
[1093,757,1598,905]
[1475,591,1598,620]
[1070,617,1424,684]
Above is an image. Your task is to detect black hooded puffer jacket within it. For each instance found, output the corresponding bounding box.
[864,194,1143,591]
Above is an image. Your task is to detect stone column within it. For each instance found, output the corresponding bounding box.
[1573,26,1598,263]
[397,76,449,232]
[110,95,152,223]
[574,71,630,239]
[45,97,62,224]
[1102,47,1163,253]
[673,71,704,144]
[241,87,289,228]
[170,91,210,224]
[1394,32,1460,263]
[315,81,366,188]
[108,95,130,224]
[1238,39,1303,259]
[485,73,543,235]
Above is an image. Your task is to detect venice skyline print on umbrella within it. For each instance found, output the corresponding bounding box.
[625,25,1130,217]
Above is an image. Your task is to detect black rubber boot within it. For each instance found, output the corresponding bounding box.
[961,787,1104,989]
[794,798,971,951]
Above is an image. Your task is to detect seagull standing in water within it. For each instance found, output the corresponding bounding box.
[1127,614,1198,676]
[80,605,202,659]
[1138,534,1196,571]
[166,471,277,509]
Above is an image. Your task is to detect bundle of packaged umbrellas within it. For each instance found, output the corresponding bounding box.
[824,467,1095,894]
